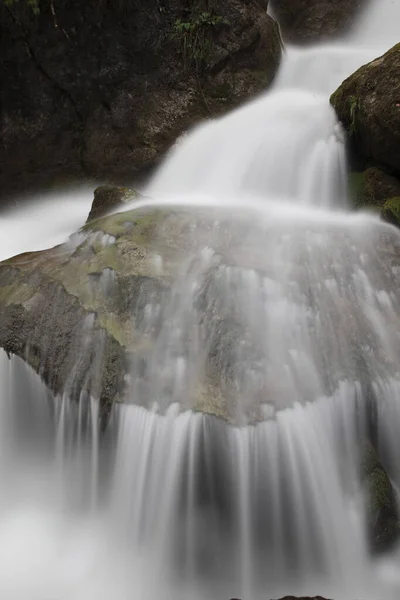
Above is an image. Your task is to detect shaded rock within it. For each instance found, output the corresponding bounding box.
[360,440,400,553]
[0,0,282,199]
[270,0,367,42]
[331,44,400,172]
[349,167,400,210]
[381,197,400,228]
[273,597,332,600]
[87,186,140,223]
[233,597,332,600]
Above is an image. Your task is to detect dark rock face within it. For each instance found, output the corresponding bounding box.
[270,0,367,42]
[331,44,400,173]
[0,0,282,199]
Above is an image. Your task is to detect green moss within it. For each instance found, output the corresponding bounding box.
[98,314,133,348]
[348,171,365,208]
[367,469,394,515]
[0,283,36,306]
[193,383,228,420]
[348,95,360,136]
[382,197,400,227]
[360,439,400,552]
[83,207,166,240]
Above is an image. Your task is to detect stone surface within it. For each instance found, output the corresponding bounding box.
[331,44,400,173]
[382,197,400,228]
[360,439,400,553]
[0,0,282,200]
[0,200,274,423]
[270,0,366,42]
[87,186,140,223]
[349,167,400,211]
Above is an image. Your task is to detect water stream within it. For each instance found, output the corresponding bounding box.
[0,2,400,599]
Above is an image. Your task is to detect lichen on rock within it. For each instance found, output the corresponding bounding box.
[0,192,277,424]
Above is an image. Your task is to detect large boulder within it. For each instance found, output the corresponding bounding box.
[0,191,281,424]
[331,44,400,173]
[0,0,282,200]
[270,0,367,42]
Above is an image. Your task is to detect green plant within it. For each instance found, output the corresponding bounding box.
[171,10,229,72]
[3,0,41,14]
[348,95,360,136]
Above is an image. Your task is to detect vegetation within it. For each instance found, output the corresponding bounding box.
[171,10,229,72]
[348,95,360,136]
[382,197,400,226]
[3,0,41,14]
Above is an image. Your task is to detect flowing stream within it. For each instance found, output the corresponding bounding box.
[0,2,400,599]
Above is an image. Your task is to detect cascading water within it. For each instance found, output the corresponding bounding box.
[1,2,400,599]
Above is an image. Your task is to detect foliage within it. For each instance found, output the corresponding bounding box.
[171,10,229,72]
[382,197,400,226]
[3,0,41,14]
[348,94,360,136]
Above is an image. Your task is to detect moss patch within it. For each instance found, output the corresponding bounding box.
[382,197,400,227]
[360,440,400,553]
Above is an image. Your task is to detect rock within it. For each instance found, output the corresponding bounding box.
[331,44,400,172]
[270,0,366,42]
[348,168,400,211]
[233,597,332,600]
[381,197,400,228]
[87,186,140,223]
[360,440,400,553]
[0,202,278,424]
[273,597,332,600]
[0,0,282,199]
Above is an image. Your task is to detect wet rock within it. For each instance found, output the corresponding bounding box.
[0,203,271,423]
[360,440,400,553]
[331,44,400,172]
[349,168,400,211]
[381,197,400,228]
[0,0,282,199]
[87,186,140,223]
[270,0,366,42]
[272,597,332,600]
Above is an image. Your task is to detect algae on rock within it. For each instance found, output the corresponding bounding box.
[360,440,400,553]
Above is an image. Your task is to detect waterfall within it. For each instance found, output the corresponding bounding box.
[1,1,400,599]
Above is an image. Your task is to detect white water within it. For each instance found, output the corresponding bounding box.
[0,2,400,599]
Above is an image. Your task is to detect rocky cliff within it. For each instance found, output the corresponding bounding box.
[0,0,282,200]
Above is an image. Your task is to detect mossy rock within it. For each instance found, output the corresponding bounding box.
[86,186,141,223]
[348,168,400,212]
[331,44,400,172]
[0,201,278,424]
[381,197,400,228]
[360,440,400,553]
